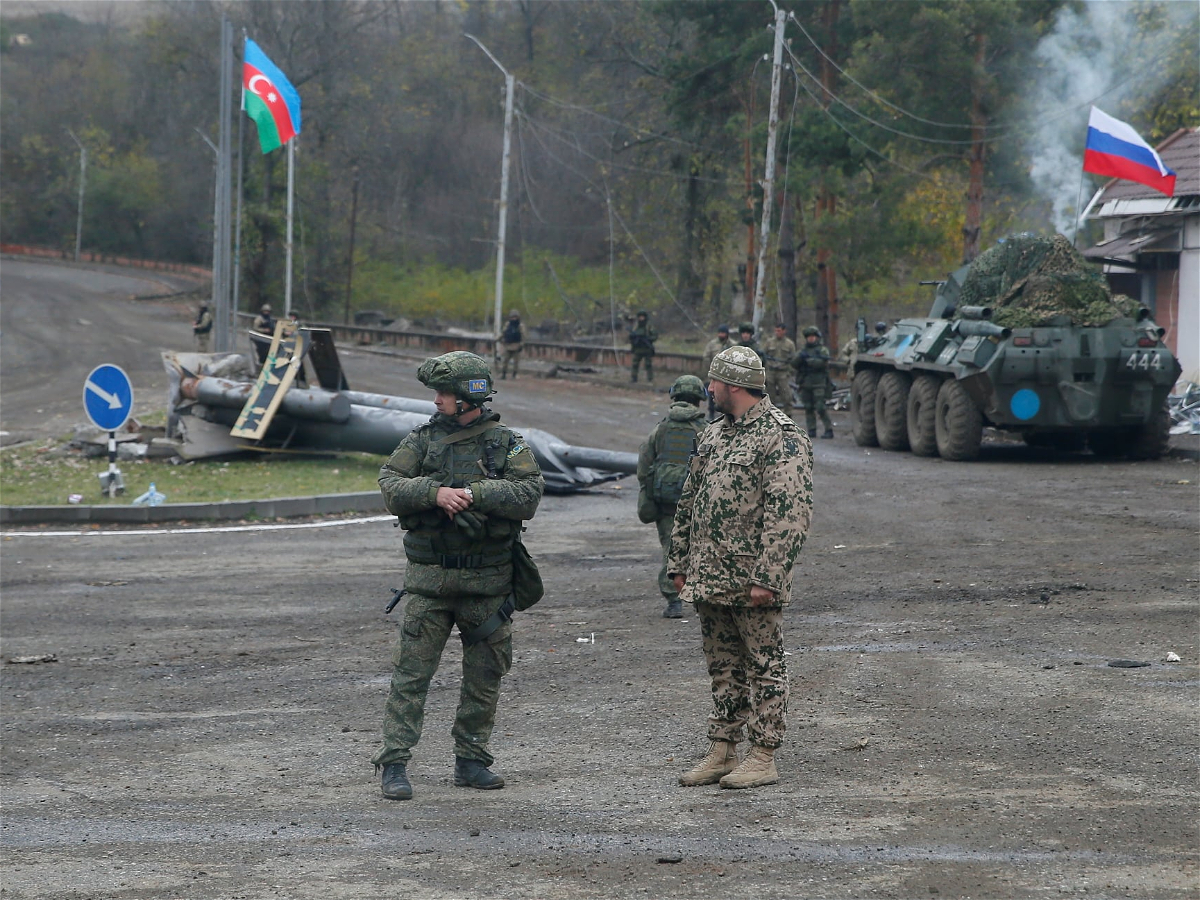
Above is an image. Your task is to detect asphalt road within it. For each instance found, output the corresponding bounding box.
[1,261,1198,899]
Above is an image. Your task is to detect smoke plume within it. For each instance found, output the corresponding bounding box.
[1025,1,1196,236]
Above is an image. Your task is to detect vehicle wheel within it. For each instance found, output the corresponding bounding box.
[874,371,911,451]
[906,375,941,456]
[851,369,880,447]
[1088,429,1131,458]
[935,378,983,461]
[1127,404,1171,460]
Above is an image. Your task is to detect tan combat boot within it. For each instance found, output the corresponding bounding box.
[678,740,739,787]
[718,745,778,789]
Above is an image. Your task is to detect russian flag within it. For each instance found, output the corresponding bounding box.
[1083,107,1175,197]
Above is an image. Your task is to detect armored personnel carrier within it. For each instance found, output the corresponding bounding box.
[850,234,1180,460]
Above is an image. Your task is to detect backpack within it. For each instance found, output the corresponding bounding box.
[650,419,699,505]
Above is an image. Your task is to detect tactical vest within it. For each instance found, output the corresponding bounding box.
[400,422,518,569]
[651,419,699,506]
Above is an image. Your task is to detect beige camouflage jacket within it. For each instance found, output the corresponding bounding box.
[666,397,813,607]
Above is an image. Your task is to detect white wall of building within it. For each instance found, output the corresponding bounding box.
[1178,216,1199,385]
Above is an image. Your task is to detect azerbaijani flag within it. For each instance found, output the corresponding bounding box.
[243,39,301,155]
[1083,107,1175,197]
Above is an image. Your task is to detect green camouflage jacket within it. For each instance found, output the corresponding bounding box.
[628,322,658,356]
[792,342,831,388]
[637,401,707,521]
[379,409,544,597]
[666,397,813,606]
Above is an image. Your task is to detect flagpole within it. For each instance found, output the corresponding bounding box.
[285,137,295,317]
[1071,168,1088,249]
[233,33,247,349]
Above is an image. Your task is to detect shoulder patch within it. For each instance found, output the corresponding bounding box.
[507,442,528,460]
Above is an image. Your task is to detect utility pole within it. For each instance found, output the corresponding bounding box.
[751,1,787,333]
[344,171,360,325]
[66,129,87,263]
[465,33,514,350]
[214,16,234,352]
[196,127,223,337]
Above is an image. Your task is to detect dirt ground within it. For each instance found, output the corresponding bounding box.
[2,261,1198,900]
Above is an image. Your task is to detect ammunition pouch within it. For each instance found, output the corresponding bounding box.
[510,535,544,611]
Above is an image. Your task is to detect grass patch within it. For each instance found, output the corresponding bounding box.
[0,438,383,507]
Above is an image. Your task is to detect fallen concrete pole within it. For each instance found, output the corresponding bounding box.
[180,375,352,424]
[182,378,637,493]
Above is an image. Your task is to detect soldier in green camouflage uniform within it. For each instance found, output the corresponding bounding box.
[760,323,796,417]
[637,375,707,619]
[793,327,834,439]
[736,322,764,362]
[371,351,544,800]
[667,346,814,790]
[628,310,658,383]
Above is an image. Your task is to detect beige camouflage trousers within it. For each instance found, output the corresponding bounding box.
[765,369,792,416]
[695,601,789,748]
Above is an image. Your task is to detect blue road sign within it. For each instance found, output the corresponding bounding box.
[83,364,134,432]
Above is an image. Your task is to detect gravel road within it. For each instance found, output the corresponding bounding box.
[2,260,1197,899]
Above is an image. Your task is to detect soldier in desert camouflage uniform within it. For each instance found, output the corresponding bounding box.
[371,351,544,800]
[667,346,814,790]
[759,323,796,417]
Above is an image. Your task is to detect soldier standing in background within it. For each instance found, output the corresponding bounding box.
[760,322,796,418]
[282,311,301,337]
[702,325,733,419]
[736,322,763,362]
[628,310,658,383]
[252,303,275,335]
[499,311,523,380]
[793,327,834,439]
[251,304,276,365]
[372,351,545,800]
[192,300,213,353]
[637,375,707,619]
[668,346,813,790]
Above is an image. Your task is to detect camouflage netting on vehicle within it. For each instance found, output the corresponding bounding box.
[958,234,1139,328]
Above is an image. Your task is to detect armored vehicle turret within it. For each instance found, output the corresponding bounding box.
[850,234,1181,460]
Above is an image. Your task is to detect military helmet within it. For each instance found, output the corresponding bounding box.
[875,321,887,333]
[509,311,520,319]
[261,303,272,313]
[669,375,706,403]
[803,326,821,338]
[708,346,766,390]
[417,351,495,405]
[738,321,755,335]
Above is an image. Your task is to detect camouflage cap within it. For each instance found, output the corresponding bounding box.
[417,351,495,404]
[708,346,765,390]
[669,374,706,403]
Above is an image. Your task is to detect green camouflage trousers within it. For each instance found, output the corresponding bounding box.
[799,384,833,435]
[371,591,513,768]
[766,369,792,416]
[656,514,678,601]
[695,601,789,749]
[631,353,654,382]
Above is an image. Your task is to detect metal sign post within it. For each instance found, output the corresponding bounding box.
[83,365,134,498]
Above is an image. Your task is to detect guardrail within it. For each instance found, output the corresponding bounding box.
[1,244,210,278]
[236,314,709,376]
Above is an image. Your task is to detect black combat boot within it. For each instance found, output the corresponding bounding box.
[663,599,683,618]
[380,763,412,801]
[821,428,834,439]
[454,757,505,790]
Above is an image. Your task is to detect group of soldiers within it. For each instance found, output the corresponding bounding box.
[371,340,813,800]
